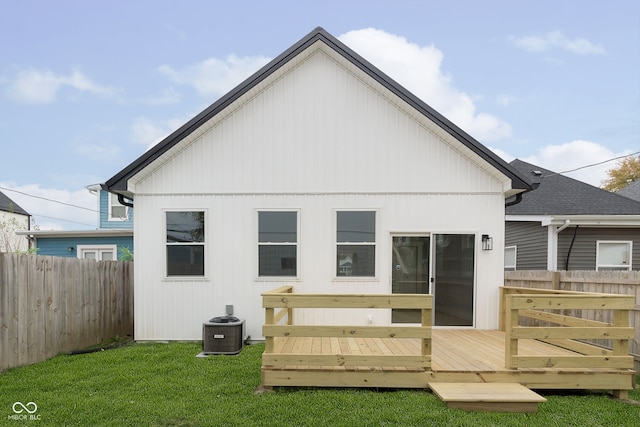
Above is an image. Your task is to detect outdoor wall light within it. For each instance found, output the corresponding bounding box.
[68,246,74,252]
[481,235,493,251]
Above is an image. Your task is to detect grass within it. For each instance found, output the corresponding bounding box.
[0,342,638,426]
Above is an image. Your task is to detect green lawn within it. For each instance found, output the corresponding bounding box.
[0,342,637,426]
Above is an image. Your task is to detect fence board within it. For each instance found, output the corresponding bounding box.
[505,270,640,372]
[0,254,133,371]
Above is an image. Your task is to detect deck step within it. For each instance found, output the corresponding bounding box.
[429,383,546,413]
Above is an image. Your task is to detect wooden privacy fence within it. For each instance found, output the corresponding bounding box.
[501,287,634,370]
[504,270,640,371]
[0,254,133,371]
[262,285,432,370]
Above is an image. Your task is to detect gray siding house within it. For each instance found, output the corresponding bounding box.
[505,159,640,271]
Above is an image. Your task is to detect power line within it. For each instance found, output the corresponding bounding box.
[542,151,640,178]
[0,185,100,213]
[30,213,97,228]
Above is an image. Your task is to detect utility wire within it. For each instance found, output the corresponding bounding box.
[542,151,640,178]
[0,185,100,213]
[29,213,97,228]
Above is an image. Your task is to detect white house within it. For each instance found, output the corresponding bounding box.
[0,190,30,253]
[104,27,532,341]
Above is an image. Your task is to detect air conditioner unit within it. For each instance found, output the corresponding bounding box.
[202,316,244,355]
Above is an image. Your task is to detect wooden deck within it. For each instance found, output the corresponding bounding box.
[262,330,635,392]
[261,286,635,397]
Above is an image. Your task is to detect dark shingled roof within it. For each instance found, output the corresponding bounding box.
[104,27,532,196]
[618,179,640,202]
[0,190,30,216]
[506,159,640,215]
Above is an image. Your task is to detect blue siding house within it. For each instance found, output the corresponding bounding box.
[18,186,133,260]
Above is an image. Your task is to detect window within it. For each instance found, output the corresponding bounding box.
[596,241,632,271]
[78,245,116,261]
[336,211,376,277]
[109,193,128,221]
[166,211,205,276]
[258,211,298,277]
[504,246,517,271]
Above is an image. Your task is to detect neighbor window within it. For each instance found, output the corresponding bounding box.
[336,211,376,277]
[596,241,632,271]
[504,246,517,271]
[258,211,298,277]
[166,211,205,276]
[109,193,128,221]
[78,245,117,261]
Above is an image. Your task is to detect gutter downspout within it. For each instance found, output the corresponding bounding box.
[118,194,134,208]
[548,220,570,270]
[564,225,580,271]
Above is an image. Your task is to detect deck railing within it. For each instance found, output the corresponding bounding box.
[500,286,634,370]
[262,286,432,370]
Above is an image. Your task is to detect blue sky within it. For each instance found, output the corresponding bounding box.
[1,0,638,230]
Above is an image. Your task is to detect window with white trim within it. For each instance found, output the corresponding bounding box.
[109,193,128,221]
[258,211,298,277]
[166,211,205,276]
[78,245,117,261]
[596,241,632,271]
[504,246,517,271]
[336,211,376,277]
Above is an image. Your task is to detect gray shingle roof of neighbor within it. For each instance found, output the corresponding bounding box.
[618,179,640,202]
[104,27,533,196]
[0,190,29,216]
[506,159,640,215]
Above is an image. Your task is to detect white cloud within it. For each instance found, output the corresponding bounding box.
[339,28,512,142]
[139,87,181,106]
[131,116,187,150]
[496,94,517,107]
[5,67,117,104]
[74,143,121,162]
[159,54,271,97]
[0,182,97,230]
[520,140,627,187]
[510,31,605,55]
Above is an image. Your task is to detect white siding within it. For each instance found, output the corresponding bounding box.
[133,193,505,340]
[130,43,510,340]
[0,211,30,252]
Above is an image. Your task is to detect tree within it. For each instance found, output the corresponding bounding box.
[0,203,39,253]
[601,155,640,192]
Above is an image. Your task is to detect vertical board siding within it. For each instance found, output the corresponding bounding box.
[135,48,505,196]
[504,270,640,372]
[128,43,511,341]
[133,192,505,341]
[0,254,133,371]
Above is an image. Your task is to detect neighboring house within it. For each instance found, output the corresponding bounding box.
[0,189,30,252]
[17,185,133,260]
[104,27,532,341]
[505,159,640,271]
[618,179,640,202]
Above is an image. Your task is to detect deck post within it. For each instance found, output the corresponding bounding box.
[264,307,274,354]
[504,295,518,369]
[421,306,432,360]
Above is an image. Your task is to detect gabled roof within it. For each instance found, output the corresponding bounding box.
[104,27,532,196]
[0,189,29,216]
[618,179,640,202]
[506,159,640,215]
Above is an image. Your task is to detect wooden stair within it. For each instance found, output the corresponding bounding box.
[429,383,546,413]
